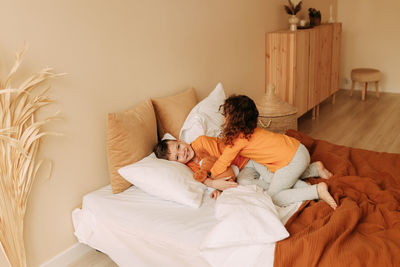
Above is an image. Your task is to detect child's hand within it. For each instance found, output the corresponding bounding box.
[210,189,222,200]
[209,176,238,191]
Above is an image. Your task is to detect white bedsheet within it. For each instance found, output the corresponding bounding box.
[72,185,301,267]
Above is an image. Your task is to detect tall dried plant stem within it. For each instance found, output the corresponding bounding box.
[0,46,62,267]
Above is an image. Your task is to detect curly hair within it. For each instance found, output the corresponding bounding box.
[220,95,259,146]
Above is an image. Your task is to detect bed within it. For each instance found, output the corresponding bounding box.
[72,84,400,267]
[73,186,218,267]
[72,185,300,267]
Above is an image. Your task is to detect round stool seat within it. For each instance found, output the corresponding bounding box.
[351,68,381,82]
[350,68,381,101]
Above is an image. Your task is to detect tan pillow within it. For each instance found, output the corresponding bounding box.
[106,99,157,194]
[152,88,198,139]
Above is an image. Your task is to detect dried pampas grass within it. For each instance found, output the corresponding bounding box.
[0,45,62,267]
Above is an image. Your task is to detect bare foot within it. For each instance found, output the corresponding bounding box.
[317,182,337,210]
[315,161,333,179]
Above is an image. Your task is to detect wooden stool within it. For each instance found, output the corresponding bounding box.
[350,68,381,101]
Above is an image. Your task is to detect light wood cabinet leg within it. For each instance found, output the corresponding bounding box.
[316,104,320,118]
[312,107,316,120]
[332,93,336,104]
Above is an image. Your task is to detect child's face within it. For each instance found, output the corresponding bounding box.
[166,140,195,164]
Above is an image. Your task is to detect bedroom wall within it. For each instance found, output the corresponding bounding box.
[0,0,333,266]
[338,0,400,93]
[0,243,10,267]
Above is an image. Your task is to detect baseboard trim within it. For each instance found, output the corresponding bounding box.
[341,87,400,94]
[39,242,92,267]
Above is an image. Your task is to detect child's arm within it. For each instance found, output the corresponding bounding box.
[214,166,235,182]
[210,138,247,177]
[207,167,236,200]
[194,165,235,183]
[204,176,238,191]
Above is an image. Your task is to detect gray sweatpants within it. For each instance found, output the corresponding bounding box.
[237,143,319,207]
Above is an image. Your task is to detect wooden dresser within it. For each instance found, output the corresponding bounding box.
[266,23,342,118]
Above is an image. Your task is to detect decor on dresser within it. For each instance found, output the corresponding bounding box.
[328,3,334,23]
[284,0,302,31]
[256,84,297,134]
[308,8,321,26]
[0,45,62,267]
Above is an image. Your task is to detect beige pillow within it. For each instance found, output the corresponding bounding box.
[152,88,198,138]
[106,99,157,194]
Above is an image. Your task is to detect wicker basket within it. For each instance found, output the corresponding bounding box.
[256,84,298,134]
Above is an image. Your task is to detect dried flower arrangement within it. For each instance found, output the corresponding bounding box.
[284,0,302,15]
[0,45,62,267]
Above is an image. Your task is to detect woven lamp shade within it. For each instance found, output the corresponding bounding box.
[256,84,298,134]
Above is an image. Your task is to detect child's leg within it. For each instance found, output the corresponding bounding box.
[272,184,318,206]
[301,161,333,179]
[242,155,337,209]
[265,143,327,206]
[293,179,311,188]
[277,178,318,203]
[237,161,260,185]
[300,162,319,179]
[252,160,274,184]
[237,160,272,189]
[273,182,337,209]
[267,143,310,197]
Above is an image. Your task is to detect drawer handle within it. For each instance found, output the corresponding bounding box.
[258,119,272,128]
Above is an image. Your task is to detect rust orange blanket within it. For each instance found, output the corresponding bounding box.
[274,130,400,267]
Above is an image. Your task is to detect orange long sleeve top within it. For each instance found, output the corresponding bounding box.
[210,127,300,177]
[186,135,249,173]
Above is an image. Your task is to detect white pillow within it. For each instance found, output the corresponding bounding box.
[179,82,226,144]
[162,133,176,140]
[118,153,206,208]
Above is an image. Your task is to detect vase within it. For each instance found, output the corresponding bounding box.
[288,15,299,31]
[310,16,321,26]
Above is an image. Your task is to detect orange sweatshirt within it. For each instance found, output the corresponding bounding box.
[186,135,249,173]
[210,127,300,177]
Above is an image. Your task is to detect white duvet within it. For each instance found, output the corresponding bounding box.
[72,185,300,267]
[201,185,300,267]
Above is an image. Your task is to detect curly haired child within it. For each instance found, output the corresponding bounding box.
[210,94,337,209]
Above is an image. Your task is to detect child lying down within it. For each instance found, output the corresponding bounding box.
[154,135,246,199]
[153,133,336,209]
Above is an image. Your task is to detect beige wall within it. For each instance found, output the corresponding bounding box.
[0,0,332,266]
[338,0,400,93]
[0,243,11,267]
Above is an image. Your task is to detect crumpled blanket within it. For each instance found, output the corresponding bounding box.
[201,185,301,267]
[274,130,400,267]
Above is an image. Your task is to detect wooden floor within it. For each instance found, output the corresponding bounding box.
[68,248,117,267]
[298,89,400,153]
[70,89,400,266]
